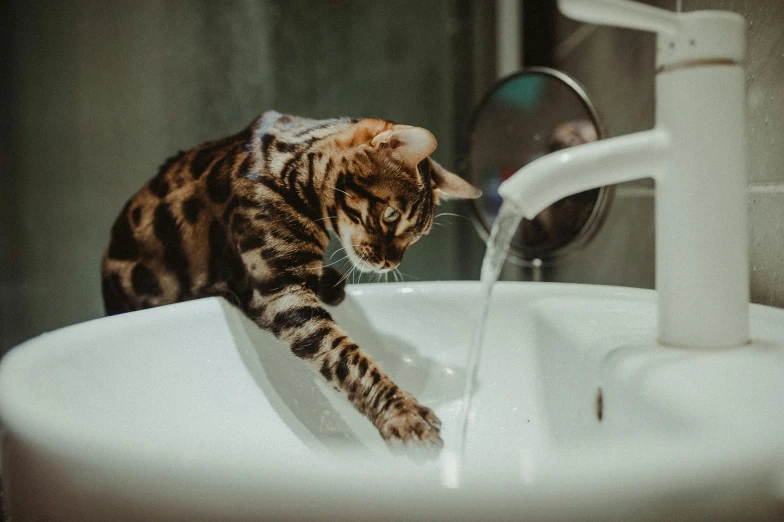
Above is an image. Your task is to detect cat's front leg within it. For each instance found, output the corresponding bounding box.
[247,278,442,450]
[317,266,347,306]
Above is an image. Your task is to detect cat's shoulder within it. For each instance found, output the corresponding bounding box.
[250,110,356,140]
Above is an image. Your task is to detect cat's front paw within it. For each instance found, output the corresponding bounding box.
[376,394,443,454]
[318,266,347,306]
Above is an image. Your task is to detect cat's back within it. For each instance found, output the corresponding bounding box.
[100,123,255,313]
[124,110,354,225]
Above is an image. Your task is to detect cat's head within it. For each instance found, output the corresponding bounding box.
[329,122,481,273]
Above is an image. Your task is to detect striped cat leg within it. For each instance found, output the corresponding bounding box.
[248,279,442,449]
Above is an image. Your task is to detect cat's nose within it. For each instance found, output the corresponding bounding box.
[383,260,399,269]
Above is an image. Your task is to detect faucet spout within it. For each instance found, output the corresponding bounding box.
[498,129,671,220]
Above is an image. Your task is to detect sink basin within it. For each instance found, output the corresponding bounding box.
[2,282,784,521]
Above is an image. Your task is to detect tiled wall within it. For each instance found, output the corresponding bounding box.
[0,1,479,352]
[543,0,784,308]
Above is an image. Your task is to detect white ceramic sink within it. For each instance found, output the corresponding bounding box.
[2,282,784,521]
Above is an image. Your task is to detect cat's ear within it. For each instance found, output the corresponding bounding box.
[371,126,437,167]
[430,159,482,201]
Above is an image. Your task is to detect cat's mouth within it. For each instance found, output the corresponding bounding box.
[342,237,394,274]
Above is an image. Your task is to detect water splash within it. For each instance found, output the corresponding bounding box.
[454,202,524,481]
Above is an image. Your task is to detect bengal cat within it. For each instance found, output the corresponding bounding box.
[101,111,481,450]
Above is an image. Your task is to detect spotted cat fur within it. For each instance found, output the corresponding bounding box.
[101,111,481,449]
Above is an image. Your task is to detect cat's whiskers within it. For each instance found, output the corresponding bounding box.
[311,254,351,271]
[433,212,471,229]
[329,246,348,260]
[434,212,470,221]
[325,184,351,198]
[397,268,418,281]
[313,215,338,223]
[330,242,362,260]
[355,252,371,284]
[330,242,368,286]
[335,267,354,287]
[335,257,361,287]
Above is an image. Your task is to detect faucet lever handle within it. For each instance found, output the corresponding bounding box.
[557,0,679,35]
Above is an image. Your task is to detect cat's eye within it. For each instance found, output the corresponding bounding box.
[382,206,401,223]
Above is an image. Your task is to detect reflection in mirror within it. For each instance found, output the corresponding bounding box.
[464,67,612,264]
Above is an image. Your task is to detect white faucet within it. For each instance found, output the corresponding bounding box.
[498,0,749,349]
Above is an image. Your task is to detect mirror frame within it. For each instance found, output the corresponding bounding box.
[461,66,615,266]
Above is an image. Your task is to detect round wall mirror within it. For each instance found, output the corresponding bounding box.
[463,67,613,265]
